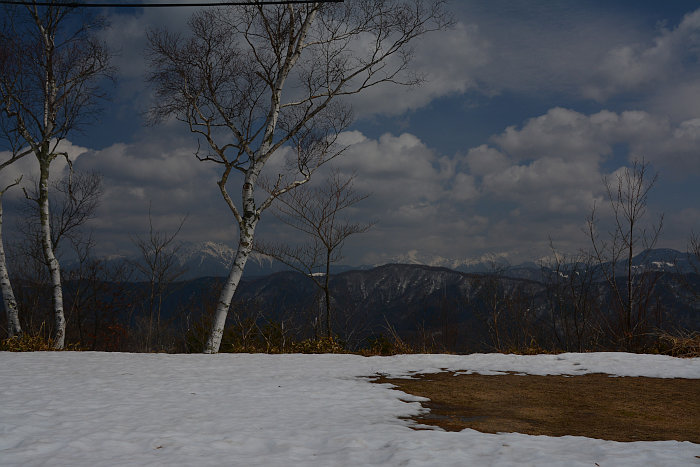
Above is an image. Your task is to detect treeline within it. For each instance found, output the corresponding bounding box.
[2,254,699,356]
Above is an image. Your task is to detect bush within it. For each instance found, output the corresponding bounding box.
[0,332,81,351]
[361,334,414,356]
[651,331,700,358]
[1,333,54,351]
[502,338,557,355]
[1,324,84,352]
[289,337,347,354]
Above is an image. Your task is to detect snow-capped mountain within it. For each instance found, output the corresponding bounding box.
[175,241,288,279]
[77,243,698,281]
[378,248,700,282]
[384,249,512,273]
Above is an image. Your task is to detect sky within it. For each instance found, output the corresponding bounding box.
[2,0,700,266]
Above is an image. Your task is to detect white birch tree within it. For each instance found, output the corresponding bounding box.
[148,0,450,353]
[0,176,24,338]
[0,1,110,349]
[0,88,34,338]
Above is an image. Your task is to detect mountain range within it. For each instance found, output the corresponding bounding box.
[131,241,700,281]
[50,243,700,352]
[162,260,699,352]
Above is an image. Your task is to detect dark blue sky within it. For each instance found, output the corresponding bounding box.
[3,1,700,266]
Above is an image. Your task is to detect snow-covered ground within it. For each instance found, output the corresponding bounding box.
[1,352,698,466]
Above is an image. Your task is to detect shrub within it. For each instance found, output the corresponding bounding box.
[289,337,347,354]
[0,332,82,351]
[1,333,54,351]
[361,334,414,356]
[651,330,700,358]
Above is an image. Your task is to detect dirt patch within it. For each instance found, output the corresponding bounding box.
[374,372,700,442]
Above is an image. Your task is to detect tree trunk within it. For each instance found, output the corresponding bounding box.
[0,195,21,338]
[324,250,331,339]
[38,161,65,350]
[204,225,255,354]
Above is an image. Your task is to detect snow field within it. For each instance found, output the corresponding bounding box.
[1,352,698,466]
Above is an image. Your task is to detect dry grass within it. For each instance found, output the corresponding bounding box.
[1,333,55,351]
[654,331,700,358]
[375,372,700,443]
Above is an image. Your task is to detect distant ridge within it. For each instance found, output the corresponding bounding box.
[76,244,698,281]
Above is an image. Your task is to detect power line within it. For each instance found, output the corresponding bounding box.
[0,0,342,7]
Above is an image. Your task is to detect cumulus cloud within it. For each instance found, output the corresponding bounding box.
[648,81,700,123]
[98,3,700,138]
[346,3,700,115]
[3,106,695,265]
[344,22,491,117]
[263,108,699,262]
[71,135,232,254]
[493,108,618,162]
[424,4,700,115]
[462,107,700,212]
[441,106,699,259]
[0,129,479,262]
[260,130,484,263]
[631,118,700,175]
[444,2,650,99]
[584,9,700,101]
[0,140,90,197]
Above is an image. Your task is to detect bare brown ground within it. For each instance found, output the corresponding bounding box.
[374,372,700,442]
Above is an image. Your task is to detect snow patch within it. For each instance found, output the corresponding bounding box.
[1,352,698,466]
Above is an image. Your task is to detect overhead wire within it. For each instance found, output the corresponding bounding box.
[0,0,342,7]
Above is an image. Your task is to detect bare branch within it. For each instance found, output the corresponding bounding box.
[147,0,450,353]
[256,171,372,338]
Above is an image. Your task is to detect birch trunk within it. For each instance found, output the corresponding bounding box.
[38,161,65,349]
[324,250,331,339]
[0,195,21,338]
[204,225,255,354]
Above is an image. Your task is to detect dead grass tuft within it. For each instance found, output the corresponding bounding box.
[653,330,700,358]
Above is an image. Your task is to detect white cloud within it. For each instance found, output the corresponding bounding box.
[630,117,700,175]
[648,80,700,123]
[344,22,491,117]
[331,132,453,205]
[584,9,700,101]
[262,131,484,262]
[3,104,696,266]
[482,157,601,214]
[0,140,90,198]
[444,106,699,260]
[465,145,509,176]
[494,108,616,162]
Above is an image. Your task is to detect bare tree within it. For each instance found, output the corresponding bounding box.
[12,171,102,343]
[678,232,700,305]
[540,243,600,352]
[129,210,186,352]
[0,12,37,339]
[49,172,102,254]
[19,171,103,255]
[256,171,372,339]
[588,160,663,350]
[691,233,700,263]
[0,1,111,348]
[148,1,451,352]
[0,177,24,338]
